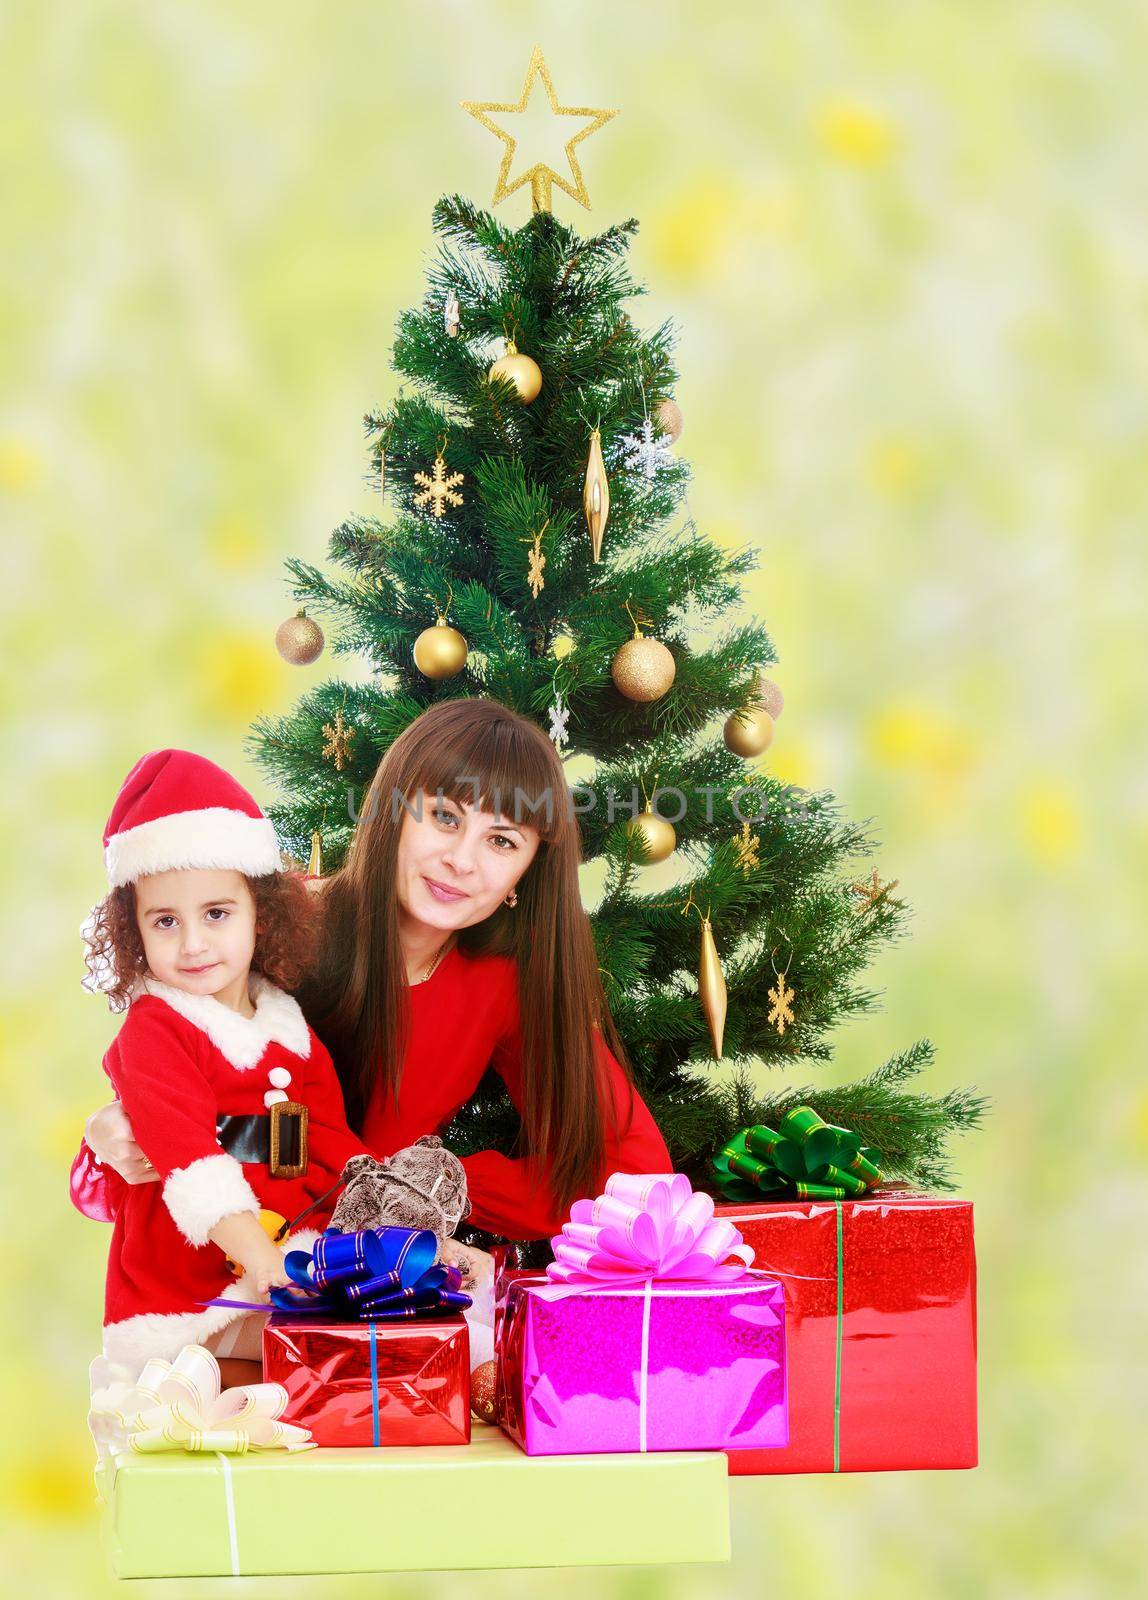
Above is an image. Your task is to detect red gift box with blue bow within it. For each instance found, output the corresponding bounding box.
[261,1227,472,1447]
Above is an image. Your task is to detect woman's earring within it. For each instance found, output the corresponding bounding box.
[504,889,518,907]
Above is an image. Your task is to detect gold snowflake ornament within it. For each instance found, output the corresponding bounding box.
[734,821,761,876]
[851,867,900,911]
[768,972,795,1036]
[321,708,354,772]
[414,452,465,519]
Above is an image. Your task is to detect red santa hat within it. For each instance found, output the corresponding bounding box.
[104,749,282,889]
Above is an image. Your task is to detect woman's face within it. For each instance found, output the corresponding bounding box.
[396,789,542,932]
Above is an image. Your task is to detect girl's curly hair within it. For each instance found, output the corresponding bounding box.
[82,871,319,1011]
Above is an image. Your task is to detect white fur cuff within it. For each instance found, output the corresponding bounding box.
[163,1153,261,1246]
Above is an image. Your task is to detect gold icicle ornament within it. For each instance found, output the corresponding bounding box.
[306,830,323,879]
[683,893,727,1059]
[582,428,610,562]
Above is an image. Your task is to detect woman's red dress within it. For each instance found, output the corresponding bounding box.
[71,942,670,1241]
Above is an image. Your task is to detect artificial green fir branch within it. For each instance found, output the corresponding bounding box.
[714,1043,989,1192]
[256,196,986,1218]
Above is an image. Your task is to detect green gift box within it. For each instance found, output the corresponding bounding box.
[96,1431,731,1576]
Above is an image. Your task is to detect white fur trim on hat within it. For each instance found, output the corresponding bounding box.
[106,806,282,889]
[163,1153,261,1246]
[137,974,312,1070]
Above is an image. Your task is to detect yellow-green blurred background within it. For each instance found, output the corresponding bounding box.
[3,1,1144,1593]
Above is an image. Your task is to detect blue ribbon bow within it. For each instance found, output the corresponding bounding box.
[269,1227,472,1321]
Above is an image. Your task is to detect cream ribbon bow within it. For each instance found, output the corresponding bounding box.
[88,1343,314,1457]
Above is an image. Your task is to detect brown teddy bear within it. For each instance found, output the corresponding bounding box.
[330,1135,470,1253]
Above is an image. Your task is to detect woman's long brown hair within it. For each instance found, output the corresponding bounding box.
[298,698,633,1217]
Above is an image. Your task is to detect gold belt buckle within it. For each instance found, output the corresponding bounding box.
[268,1101,308,1178]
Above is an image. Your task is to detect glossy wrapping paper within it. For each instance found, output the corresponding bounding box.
[262,1312,470,1447]
[716,1193,977,1474]
[498,1271,788,1456]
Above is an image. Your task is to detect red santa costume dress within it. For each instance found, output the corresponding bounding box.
[93,749,366,1373]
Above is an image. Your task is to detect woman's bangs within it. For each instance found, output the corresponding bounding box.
[406,718,565,843]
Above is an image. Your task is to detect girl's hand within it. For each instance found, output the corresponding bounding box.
[209,1213,291,1294]
[85,1101,160,1185]
[254,1254,292,1295]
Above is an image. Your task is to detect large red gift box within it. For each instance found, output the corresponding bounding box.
[716,1192,977,1474]
[262,1313,471,1447]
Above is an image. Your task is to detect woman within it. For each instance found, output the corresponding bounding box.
[73,699,671,1251]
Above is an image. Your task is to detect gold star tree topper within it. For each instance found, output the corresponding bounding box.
[461,45,618,213]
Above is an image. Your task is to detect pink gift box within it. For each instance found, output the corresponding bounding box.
[498,1271,787,1456]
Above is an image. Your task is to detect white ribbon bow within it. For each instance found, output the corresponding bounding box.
[88,1343,314,1458]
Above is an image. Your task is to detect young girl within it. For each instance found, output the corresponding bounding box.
[83,748,369,1380]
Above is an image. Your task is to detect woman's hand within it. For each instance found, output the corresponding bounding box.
[440,1240,495,1294]
[84,1101,159,1185]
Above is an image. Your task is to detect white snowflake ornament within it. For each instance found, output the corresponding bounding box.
[548,693,571,753]
[619,418,674,481]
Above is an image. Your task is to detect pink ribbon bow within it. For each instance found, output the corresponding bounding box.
[547,1172,755,1285]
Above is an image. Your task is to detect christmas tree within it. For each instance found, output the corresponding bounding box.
[252,58,983,1241]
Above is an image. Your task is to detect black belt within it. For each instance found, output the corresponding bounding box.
[216,1103,309,1178]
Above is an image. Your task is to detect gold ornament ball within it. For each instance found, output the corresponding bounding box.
[612,637,676,702]
[488,345,543,404]
[470,1360,499,1424]
[756,674,785,719]
[275,609,325,666]
[724,706,775,758]
[627,809,677,864]
[655,398,684,442]
[413,618,469,680]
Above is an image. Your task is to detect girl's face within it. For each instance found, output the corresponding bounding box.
[396,790,541,934]
[134,867,257,1003]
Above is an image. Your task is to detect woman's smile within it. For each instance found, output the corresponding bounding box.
[423,876,469,902]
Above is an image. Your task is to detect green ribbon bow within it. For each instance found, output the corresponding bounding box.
[712,1106,882,1201]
